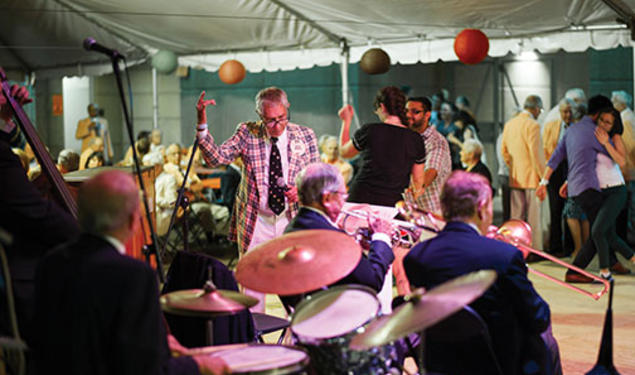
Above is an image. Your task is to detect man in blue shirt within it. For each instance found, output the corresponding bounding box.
[536,95,620,282]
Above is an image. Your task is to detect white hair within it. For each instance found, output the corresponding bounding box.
[463,139,483,160]
[295,163,343,205]
[255,87,289,114]
[611,90,632,108]
[523,95,543,110]
[565,88,586,102]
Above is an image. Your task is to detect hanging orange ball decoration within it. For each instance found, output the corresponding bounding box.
[218,59,246,84]
[360,48,391,75]
[454,29,489,65]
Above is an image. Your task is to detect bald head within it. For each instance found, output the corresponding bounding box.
[78,170,139,236]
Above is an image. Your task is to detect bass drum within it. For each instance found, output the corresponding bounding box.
[291,285,398,375]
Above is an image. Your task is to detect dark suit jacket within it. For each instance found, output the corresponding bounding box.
[0,137,79,341]
[469,161,495,196]
[404,222,550,375]
[285,207,394,296]
[33,234,198,375]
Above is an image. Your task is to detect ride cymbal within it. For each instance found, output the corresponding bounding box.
[235,230,362,295]
[161,281,258,317]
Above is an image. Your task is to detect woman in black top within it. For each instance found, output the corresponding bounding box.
[339,86,426,206]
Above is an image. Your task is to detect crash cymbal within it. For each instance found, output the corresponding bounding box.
[349,270,497,350]
[161,281,258,317]
[235,230,362,295]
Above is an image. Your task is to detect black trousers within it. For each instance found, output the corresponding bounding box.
[571,189,617,270]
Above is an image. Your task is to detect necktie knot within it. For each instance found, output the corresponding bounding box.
[271,137,278,144]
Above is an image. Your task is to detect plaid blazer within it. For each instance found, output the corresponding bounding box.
[199,122,320,253]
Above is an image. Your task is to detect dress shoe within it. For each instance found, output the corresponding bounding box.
[610,262,631,275]
[564,272,594,283]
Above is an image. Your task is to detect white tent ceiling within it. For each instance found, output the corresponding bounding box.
[1,0,634,76]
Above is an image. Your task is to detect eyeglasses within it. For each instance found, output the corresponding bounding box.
[258,110,291,127]
[329,190,349,200]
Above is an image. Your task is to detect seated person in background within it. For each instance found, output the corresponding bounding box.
[144,128,166,166]
[404,171,561,375]
[282,162,394,309]
[84,151,105,169]
[121,130,151,166]
[75,103,113,163]
[155,143,229,239]
[12,147,30,172]
[460,139,493,194]
[34,170,228,375]
[79,137,104,170]
[56,149,80,174]
[319,134,353,184]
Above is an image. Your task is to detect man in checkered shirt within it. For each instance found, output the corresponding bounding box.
[406,97,452,215]
[196,87,320,312]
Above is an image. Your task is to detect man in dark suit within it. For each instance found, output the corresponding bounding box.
[33,170,228,375]
[404,171,561,375]
[0,83,79,345]
[283,162,394,306]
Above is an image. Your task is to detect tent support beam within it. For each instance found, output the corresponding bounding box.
[52,0,149,57]
[600,0,635,40]
[0,37,32,74]
[268,0,343,45]
[340,40,350,106]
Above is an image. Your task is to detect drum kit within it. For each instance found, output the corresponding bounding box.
[161,229,496,374]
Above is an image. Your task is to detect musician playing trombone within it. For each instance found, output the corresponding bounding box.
[404,171,562,375]
[281,162,395,309]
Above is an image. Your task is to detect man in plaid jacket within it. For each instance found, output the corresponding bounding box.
[196,87,320,311]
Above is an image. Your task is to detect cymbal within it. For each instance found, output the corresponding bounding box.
[350,270,497,350]
[235,229,362,295]
[161,282,258,318]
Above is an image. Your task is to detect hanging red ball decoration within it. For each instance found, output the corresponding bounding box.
[218,59,246,84]
[360,48,391,75]
[454,29,489,65]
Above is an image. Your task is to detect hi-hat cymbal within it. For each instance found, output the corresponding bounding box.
[161,282,258,318]
[235,230,362,295]
[350,270,497,350]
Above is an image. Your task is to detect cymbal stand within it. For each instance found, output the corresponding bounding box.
[160,137,200,259]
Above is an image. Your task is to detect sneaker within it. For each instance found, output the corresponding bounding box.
[610,262,631,275]
[600,272,613,281]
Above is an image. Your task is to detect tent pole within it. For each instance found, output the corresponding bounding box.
[152,68,158,129]
[340,40,350,106]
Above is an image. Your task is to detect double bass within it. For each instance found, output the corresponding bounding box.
[0,68,78,219]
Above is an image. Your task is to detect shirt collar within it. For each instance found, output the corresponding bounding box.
[465,221,482,235]
[303,206,339,228]
[269,127,288,144]
[522,109,536,120]
[102,235,126,255]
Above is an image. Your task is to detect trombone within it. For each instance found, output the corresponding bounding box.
[397,200,610,300]
[338,208,420,248]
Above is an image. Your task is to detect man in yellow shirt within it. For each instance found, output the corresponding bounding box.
[75,103,113,162]
[502,95,546,250]
[612,90,635,245]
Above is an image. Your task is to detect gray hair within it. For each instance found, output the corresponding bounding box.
[572,102,587,121]
[441,171,491,222]
[523,95,543,110]
[57,149,80,172]
[255,87,290,114]
[78,170,139,235]
[611,90,632,107]
[565,88,586,103]
[462,139,483,160]
[295,163,343,205]
[558,98,574,112]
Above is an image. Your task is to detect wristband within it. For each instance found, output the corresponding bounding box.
[539,178,549,186]
[196,123,208,131]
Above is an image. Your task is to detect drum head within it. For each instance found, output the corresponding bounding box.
[210,344,308,375]
[291,285,380,340]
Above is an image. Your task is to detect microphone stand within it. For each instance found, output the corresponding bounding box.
[585,278,620,375]
[159,137,201,259]
[110,56,165,282]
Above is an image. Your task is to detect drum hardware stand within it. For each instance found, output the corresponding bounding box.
[204,265,216,346]
[160,137,201,259]
[586,278,620,375]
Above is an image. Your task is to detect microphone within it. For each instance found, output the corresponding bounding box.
[83,37,124,59]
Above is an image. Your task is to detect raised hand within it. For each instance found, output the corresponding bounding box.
[196,91,216,126]
[338,104,354,124]
[1,84,32,122]
[594,127,609,146]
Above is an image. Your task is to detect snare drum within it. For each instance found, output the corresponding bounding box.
[209,344,309,375]
[291,285,396,374]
